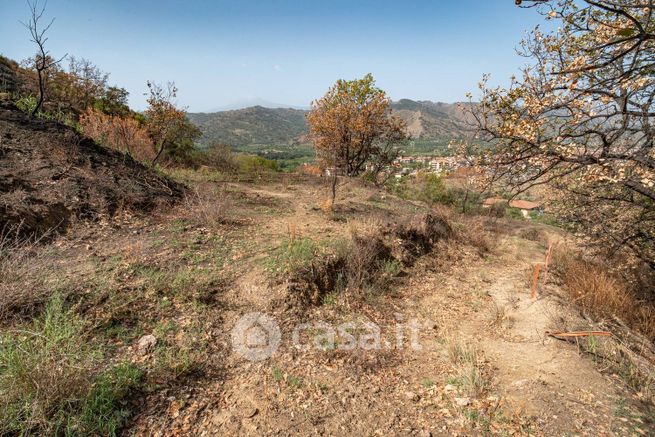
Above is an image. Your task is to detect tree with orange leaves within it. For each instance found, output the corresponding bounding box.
[307,74,408,205]
[144,81,200,165]
[79,108,155,163]
[470,1,655,273]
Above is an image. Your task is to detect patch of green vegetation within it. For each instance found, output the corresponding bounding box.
[530,212,561,227]
[265,238,318,276]
[169,218,189,233]
[381,259,403,278]
[420,378,435,388]
[238,155,280,173]
[154,319,178,338]
[0,296,141,436]
[76,362,143,436]
[322,292,338,306]
[272,365,284,382]
[447,341,488,397]
[151,319,207,382]
[237,144,314,172]
[388,173,482,214]
[505,208,524,220]
[403,139,453,156]
[287,375,303,389]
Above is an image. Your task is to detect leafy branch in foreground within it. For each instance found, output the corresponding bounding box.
[468,0,655,274]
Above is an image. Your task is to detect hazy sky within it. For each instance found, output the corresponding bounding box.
[1,0,548,112]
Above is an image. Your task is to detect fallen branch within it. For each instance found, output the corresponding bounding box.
[547,330,611,339]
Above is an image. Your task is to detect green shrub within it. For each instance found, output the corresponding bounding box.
[505,207,524,220]
[15,95,37,115]
[238,155,279,174]
[191,143,237,172]
[389,173,456,205]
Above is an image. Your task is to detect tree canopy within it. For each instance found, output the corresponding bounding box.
[472,0,655,272]
[307,73,408,178]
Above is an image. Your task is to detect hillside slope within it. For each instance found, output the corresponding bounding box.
[3,165,653,435]
[0,101,183,237]
[188,106,308,148]
[188,100,473,149]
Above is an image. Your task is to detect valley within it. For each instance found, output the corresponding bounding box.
[187,100,473,165]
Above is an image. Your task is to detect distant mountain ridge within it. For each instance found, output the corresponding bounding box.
[202,98,309,112]
[188,99,473,149]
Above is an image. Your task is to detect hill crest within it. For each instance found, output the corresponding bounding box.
[188,99,474,149]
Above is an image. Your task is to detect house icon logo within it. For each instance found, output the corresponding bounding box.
[231,312,282,362]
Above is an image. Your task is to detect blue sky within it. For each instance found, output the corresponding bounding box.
[1,0,547,112]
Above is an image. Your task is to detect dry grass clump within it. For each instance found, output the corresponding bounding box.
[320,197,334,214]
[552,248,655,341]
[518,227,544,242]
[458,215,495,254]
[341,235,397,293]
[446,340,489,397]
[0,233,67,320]
[285,213,455,306]
[182,186,233,227]
[286,234,400,306]
[393,212,454,264]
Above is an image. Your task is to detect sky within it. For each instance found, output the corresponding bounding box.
[0,0,548,112]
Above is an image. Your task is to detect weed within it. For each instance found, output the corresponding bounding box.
[322,292,338,305]
[488,302,513,329]
[0,296,141,435]
[152,321,207,381]
[272,366,284,382]
[447,340,488,397]
[74,362,143,436]
[266,238,318,276]
[287,375,303,389]
[420,378,435,388]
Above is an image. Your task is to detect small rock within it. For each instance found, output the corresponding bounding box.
[512,379,529,387]
[137,334,157,355]
[243,408,259,418]
[444,384,457,393]
[405,391,419,402]
[454,397,471,407]
[418,431,432,437]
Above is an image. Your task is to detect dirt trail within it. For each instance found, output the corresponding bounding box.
[127,180,652,436]
[411,234,653,436]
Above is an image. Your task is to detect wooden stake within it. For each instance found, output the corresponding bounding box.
[542,243,553,286]
[531,263,542,299]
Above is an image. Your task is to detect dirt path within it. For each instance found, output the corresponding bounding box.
[408,234,653,435]
[127,180,652,436]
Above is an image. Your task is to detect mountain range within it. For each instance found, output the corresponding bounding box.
[202,98,309,112]
[187,99,474,150]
